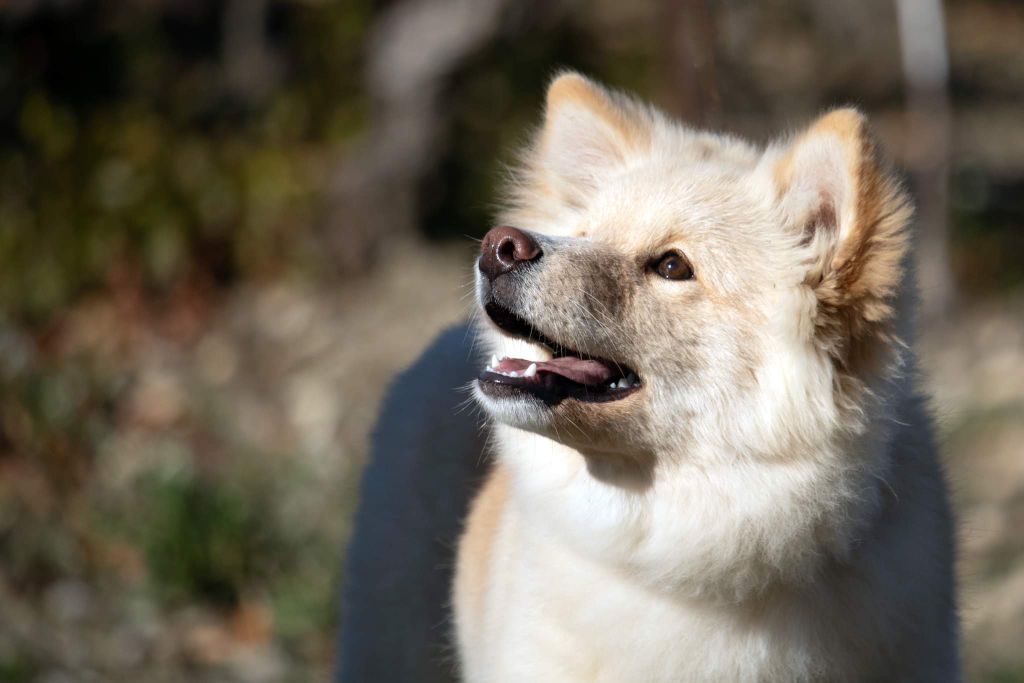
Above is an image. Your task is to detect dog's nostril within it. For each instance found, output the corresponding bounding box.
[478,226,542,281]
[496,236,518,266]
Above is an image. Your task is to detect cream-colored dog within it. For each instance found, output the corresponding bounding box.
[455,72,959,682]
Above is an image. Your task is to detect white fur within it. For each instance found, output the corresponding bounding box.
[455,75,959,682]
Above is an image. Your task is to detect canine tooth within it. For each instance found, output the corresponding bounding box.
[490,354,498,369]
[616,378,629,389]
[523,363,537,378]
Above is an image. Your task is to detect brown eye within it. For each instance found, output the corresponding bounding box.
[652,251,693,281]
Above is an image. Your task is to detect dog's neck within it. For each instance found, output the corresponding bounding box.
[492,398,897,602]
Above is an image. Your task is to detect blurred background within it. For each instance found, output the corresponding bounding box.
[0,0,1021,681]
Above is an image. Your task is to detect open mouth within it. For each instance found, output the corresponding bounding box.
[478,302,641,405]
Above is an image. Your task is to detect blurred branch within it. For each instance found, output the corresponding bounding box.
[896,0,955,319]
[317,0,513,277]
[662,0,720,126]
[222,0,281,104]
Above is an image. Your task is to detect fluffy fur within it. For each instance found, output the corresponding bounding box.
[454,72,959,682]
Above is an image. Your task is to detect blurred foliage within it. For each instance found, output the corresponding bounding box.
[0,0,1019,325]
[107,457,342,633]
[0,323,117,591]
[988,668,1024,683]
[133,468,275,606]
[0,4,375,658]
[0,653,37,683]
[951,172,1024,295]
[0,0,372,322]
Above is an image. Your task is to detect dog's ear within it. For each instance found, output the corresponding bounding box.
[538,72,653,200]
[771,109,913,373]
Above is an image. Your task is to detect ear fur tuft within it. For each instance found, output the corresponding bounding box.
[536,72,654,201]
[773,108,913,378]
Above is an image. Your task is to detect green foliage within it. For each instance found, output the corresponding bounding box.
[987,666,1024,683]
[0,1,373,322]
[0,653,38,683]
[951,171,1024,296]
[105,454,343,644]
[135,468,268,606]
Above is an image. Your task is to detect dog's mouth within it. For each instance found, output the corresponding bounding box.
[478,302,641,405]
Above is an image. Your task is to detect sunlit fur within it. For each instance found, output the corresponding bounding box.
[455,72,959,682]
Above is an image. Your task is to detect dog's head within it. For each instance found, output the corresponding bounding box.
[473,73,911,467]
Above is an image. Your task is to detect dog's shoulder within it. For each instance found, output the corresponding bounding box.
[336,323,490,683]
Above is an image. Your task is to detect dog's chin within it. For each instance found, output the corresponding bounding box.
[472,374,646,449]
[472,380,554,434]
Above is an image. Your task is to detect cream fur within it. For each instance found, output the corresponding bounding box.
[454,73,959,682]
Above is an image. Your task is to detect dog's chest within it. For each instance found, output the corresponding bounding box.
[485,526,852,683]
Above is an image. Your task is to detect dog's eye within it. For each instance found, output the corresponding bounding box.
[652,252,693,281]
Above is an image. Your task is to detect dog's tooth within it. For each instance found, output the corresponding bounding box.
[489,354,498,369]
[523,363,537,378]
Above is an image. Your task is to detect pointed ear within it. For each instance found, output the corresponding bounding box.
[771,108,913,371]
[538,72,653,200]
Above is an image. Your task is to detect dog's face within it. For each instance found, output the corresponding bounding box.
[473,74,909,466]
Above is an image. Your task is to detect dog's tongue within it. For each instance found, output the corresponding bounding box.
[495,356,614,386]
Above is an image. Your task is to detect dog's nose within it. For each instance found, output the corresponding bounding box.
[478,226,542,281]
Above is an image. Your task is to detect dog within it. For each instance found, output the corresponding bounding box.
[454,72,960,682]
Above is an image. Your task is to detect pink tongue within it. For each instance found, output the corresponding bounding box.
[495,356,615,385]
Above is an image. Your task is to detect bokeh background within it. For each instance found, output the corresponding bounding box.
[0,0,1022,681]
